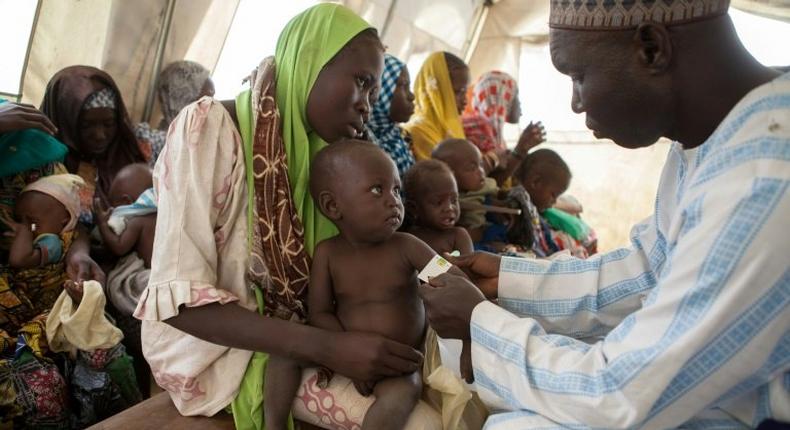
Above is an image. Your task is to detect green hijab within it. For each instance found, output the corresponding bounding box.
[274,3,371,253]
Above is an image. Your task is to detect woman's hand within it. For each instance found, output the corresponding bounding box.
[320,331,423,382]
[444,251,501,299]
[0,102,57,135]
[64,280,84,305]
[65,230,106,285]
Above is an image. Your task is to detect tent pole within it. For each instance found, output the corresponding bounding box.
[381,0,400,39]
[15,0,43,103]
[464,0,491,63]
[142,0,177,123]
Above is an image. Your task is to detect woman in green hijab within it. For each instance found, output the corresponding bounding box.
[134,4,425,428]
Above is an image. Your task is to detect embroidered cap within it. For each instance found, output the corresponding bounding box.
[549,0,730,30]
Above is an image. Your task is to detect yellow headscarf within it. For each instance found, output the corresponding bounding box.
[405,52,466,161]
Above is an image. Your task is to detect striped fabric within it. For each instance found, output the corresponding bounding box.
[107,187,157,235]
[470,73,790,429]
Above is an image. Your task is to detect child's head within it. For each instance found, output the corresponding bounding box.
[443,52,470,114]
[516,149,571,212]
[403,160,460,231]
[431,138,486,193]
[16,174,84,234]
[108,163,153,207]
[310,139,403,242]
[388,58,415,124]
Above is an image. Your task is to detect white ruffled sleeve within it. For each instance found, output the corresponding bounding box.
[134,98,249,321]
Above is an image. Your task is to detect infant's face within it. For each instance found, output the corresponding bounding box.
[450,148,486,193]
[335,151,404,242]
[529,172,570,213]
[15,191,70,235]
[414,172,460,230]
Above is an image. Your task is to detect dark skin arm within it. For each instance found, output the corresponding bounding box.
[453,227,475,256]
[66,223,106,285]
[307,241,345,332]
[405,235,475,381]
[489,121,546,186]
[93,198,143,257]
[0,102,57,135]
[5,220,42,269]
[166,303,422,382]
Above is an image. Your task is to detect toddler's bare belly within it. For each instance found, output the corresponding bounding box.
[337,300,425,349]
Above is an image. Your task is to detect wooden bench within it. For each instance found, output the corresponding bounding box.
[88,392,235,430]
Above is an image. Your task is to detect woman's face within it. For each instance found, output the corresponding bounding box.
[506,88,522,124]
[449,66,470,115]
[307,32,384,143]
[389,68,415,124]
[79,107,117,156]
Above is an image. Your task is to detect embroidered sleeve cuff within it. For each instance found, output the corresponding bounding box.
[133,280,239,321]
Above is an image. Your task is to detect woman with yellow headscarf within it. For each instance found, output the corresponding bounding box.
[405,52,471,160]
[132,4,429,428]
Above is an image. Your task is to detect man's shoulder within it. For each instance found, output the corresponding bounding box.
[696,73,790,177]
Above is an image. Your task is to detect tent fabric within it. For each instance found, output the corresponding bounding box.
[22,0,239,124]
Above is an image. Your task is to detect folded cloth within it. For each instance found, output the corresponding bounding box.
[108,187,156,235]
[46,280,123,354]
[106,252,150,316]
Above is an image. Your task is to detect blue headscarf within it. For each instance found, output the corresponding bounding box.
[368,54,415,177]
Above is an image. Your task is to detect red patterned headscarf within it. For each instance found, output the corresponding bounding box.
[463,71,518,151]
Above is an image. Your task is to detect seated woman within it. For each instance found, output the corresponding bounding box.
[463,71,546,185]
[367,54,416,177]
[133,4,458,429]
[135,61,216,160]
[405,52,470,161]
[0,161,139,427]
[157,60,215,130]
[40,66,151,224]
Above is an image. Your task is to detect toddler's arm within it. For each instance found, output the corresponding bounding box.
[307,241,344,332]
[7,221,42,269]
[94,198,140,256]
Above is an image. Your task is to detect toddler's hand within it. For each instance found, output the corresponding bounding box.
[93,197,112,225]
[515,121,546,153]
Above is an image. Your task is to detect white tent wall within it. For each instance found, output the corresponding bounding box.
[21,0,239,124]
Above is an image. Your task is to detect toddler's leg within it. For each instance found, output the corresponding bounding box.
[264,355,302,430]
[362,371,422,430]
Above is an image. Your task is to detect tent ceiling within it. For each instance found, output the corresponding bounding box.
[14,0,790,124]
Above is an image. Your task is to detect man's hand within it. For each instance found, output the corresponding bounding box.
[444,251,501,299]
[321,331,423,382]
[418,273,485,340]
[0,102,57,135]
[460,340,474,383]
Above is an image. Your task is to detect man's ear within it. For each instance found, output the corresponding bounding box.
[318,191,341,221]
[634,22,673,74]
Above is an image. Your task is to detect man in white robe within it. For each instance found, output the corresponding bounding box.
[419,0,790,428]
